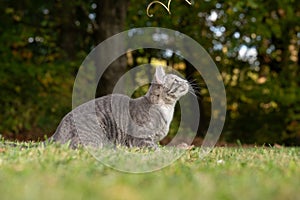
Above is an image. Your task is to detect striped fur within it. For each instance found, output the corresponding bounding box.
[50,67,189,149]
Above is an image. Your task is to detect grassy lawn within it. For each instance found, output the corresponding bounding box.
[0,143,299,200]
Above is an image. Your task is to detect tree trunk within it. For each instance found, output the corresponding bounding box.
[94,0,129,97]
[55,1,78,60]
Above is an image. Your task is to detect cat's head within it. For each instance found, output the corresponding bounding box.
[147,66,189,105]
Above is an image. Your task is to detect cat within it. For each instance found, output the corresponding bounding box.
[49,67,189,149]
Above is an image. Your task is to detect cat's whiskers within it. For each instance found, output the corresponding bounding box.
[187,79,203,90]
[187,81,202,98]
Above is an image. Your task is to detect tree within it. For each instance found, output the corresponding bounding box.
[127,0,300,145]
[1,0,299,145]
[0,0,129,139]
[93,0,129,97]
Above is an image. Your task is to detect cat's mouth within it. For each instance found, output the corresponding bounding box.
[178,83,189,96]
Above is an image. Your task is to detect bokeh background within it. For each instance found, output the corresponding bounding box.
[0,0,299,146]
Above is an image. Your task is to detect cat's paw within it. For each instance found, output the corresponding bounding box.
[177,143,194,150]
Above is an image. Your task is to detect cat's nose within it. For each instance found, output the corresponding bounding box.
[182,79,188,83]
[184,82,189,89]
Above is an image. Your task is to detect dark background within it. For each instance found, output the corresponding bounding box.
[0,0,299,145]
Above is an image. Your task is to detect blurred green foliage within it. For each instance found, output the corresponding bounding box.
[0,0,299,145]
[128,0,300,145]
[0,62,74,139]
[0,0,85,139]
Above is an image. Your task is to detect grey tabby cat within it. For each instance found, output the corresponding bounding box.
[49,67,189,149]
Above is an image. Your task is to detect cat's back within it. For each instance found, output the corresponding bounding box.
[69,94,131,115]
[50,94,130,147]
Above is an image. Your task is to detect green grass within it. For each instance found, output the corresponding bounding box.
[0,143,299,200]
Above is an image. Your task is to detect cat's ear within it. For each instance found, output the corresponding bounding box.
[154,66,165,84]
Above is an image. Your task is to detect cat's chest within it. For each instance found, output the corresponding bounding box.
[159,105,174,126]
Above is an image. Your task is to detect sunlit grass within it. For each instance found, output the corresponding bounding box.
[0,142,299,200]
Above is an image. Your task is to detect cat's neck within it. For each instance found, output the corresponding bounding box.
[136,93,175,128]
[145,84,161,104]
